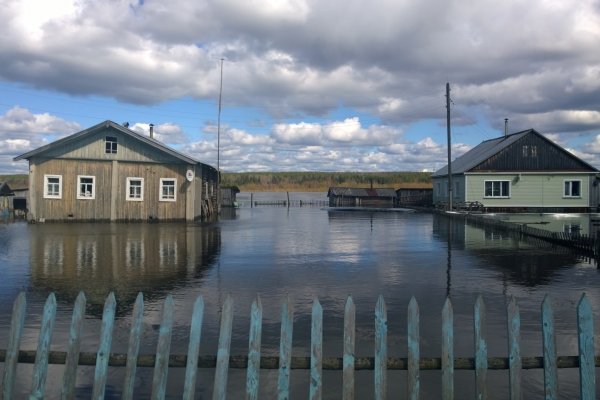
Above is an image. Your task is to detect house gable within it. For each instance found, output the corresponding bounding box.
[470,130,597,172]
[14,120,198,165]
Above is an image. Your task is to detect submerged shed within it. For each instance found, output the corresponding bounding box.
[0,182,14,216]
[327,187,397,207]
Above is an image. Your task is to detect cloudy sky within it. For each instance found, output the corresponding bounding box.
[1,0,600,174]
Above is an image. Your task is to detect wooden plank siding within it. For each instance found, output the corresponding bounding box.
[1,292,598,398]
[17,121,219,222]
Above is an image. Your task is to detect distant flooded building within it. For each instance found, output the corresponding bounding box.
[327,187,397,207]
[14,120,219,222]
[396,187,433,207]
[220,186,240,207]
[432,129,600,212]
[0,182,13,217]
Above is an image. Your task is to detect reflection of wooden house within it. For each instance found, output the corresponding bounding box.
[220,186,240,207]
[327,187,397,207]
[29,223,221,315]
[14,120,219,222]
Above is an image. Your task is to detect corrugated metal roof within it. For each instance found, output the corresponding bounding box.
[432,128,599,177]
[432,130,530,177]
[328,187,397,198]
[14,120,202,165]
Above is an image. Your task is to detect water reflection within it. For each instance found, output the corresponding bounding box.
[433,215,589,287]
[29,223,221,315]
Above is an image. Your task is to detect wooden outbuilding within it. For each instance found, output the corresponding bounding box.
[220,186,240,207]
[327,187,397,207]
[0,182,14,217]
[396,187,433,207]
[14,120,219,222]
[432,129,600,212]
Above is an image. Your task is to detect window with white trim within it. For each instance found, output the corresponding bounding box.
[159,178,177,202]
[564,180,581,197]
[126,177,144,201]
[105,136,118,154]
[44,175,62,199]
[77,175,95,199]
[484,180,510,198]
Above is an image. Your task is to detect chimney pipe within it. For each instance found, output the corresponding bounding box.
[504,118,508,137]
[149,123,154,139]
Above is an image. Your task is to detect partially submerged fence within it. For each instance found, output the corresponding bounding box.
[445,211,600,258]
[1,292,598,399]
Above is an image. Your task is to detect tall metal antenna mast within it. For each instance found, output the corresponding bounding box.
[217,58,224,176]
[446,82,453,211]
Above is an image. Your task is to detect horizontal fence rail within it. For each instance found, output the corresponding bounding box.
[1,292,598,399]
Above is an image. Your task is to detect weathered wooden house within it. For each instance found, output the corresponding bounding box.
[432,129,600,212]
[327,187,397,207]
[14,120,219,222]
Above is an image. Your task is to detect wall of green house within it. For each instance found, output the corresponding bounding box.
[465,173,593,208]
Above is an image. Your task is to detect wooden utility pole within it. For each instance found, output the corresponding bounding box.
[446,83,453,211]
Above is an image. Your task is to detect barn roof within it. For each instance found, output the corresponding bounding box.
[0,182,13,196]
[14,120,200,165]
[327,187,397,198]
[432,129,598,177]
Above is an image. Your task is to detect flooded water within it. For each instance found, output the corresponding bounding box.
[1,193,599,398]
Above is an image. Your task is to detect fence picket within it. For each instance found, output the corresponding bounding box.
[375,295,387,400]
[474,295,487,400]
[507,296,521,400]
[310,298,323,400]
[278,296,294,400]
[343,296,356,400]
[183,295,205,399]
[442,298,454,400]
[152,295,175,399]
[30,293,57,399]
[122,292,144,400]
[541,295,557,400]
[61,291,87,400]
[245,296,262,400]
[408,296,420,400]
[214,295,234,400]
[2,291,26,400]
[577,293,596,400]
[91,292,116,400]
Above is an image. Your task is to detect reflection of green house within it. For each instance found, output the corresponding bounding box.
[432,129,600,212]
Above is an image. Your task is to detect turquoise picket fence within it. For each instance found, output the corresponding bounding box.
[1,292,597,399]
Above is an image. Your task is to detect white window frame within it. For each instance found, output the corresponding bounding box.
[484,180,510,198]
[77,175,96,200]
[564,180,581,198]
[159,178,177,202]
[126,177,144,201]
[43,174,62,199]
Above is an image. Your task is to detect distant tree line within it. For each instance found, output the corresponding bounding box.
[221,171,432,191]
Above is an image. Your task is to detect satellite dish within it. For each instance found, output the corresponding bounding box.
[186,170,194,182]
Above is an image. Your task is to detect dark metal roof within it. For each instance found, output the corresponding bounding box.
[0,182,13,196]
[13,120,202,165]
[327,187,397,198]
[432,129,598,177]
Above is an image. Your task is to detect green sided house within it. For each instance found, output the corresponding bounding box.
[432,129,600,212]
[14,120,219,222]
